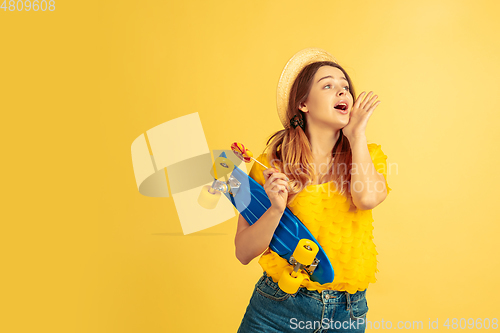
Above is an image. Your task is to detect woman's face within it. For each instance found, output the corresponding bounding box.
[300,66,353,130]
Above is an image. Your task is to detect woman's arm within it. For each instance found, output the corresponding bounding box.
[234,207,283,265]
[349,135,388,210]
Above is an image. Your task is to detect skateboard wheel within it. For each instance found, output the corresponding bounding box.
[211,157,235,179]
[278,266,305,294]
[293,239,319,266]
[198,185,221,209]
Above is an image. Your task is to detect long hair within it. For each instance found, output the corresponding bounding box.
[264,61,356,205]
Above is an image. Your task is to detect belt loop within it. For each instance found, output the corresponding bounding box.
[345,292,351,312]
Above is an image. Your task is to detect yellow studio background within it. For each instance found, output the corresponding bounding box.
[1,0,499,332]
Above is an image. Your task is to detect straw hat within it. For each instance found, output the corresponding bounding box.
[276,47,339,128]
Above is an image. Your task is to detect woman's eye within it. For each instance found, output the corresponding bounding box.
[324,84,350,91]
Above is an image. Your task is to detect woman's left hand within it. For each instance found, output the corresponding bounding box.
[342,91,381,141]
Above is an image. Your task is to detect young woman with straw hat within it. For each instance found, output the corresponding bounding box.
[235,47,391,333]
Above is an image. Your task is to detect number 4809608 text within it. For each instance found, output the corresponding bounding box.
[1,0,55,11]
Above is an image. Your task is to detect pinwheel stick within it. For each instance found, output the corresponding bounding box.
[251,157,268,169]
[238,148,268,169]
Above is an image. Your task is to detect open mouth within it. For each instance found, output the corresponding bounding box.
[334,103,348,111]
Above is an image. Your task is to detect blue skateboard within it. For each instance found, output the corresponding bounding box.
[198,151,335,293]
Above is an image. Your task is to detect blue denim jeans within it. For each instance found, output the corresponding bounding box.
[237,271,368,333]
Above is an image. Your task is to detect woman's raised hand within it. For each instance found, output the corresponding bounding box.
[342,91,381,141]
[263,168,289,214]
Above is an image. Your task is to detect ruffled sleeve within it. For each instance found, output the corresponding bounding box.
[247,153,270,187]
[367,143,392,195]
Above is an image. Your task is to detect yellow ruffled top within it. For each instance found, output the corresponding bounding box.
[248,143,391,294]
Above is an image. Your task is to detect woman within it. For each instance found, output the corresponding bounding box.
[235,48,391,333]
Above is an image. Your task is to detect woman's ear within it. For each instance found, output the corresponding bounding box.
[298,102,308,113]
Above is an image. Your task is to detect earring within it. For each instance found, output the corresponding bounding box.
[290,114,304,129]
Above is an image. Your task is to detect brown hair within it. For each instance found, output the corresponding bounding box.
[263,61,356,205]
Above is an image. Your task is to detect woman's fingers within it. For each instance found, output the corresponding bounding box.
[367,95,380,112]
[264,169,289,182]
[264,170,291,195]
[263,168,280,181]
[357,91,380,112]
[271,177,290,192]
[354,91,365,109]
[271,184,287,193]
[262,168,274,181]
[360,91,373,109]
[368,100,381,113]
[270,179,290,192]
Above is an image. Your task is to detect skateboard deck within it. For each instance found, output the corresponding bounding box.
[219,152,335,285]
